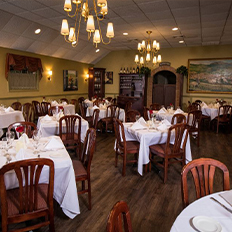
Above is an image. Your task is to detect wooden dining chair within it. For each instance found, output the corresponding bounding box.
[0,158,55,232]
[11,102,22,111]
[106,201,133,232]
[150,103,161,110]
[195,100,202,104]
[101,104,117,132]
[22,103,33,122]
[70,99,78,113]
[41,102,51,116]
[8,121,37,139]
[113,118,140,176]
[125,101,132,113]
[187,110,202,147]
[72,128,96,210]
[214,105,232,133]
[59,115,81,157]
[149,123,189,183]
[125,110,141,122]
[89,109,100,130]
[181,158,230,208]
[60,98,69,104]
[79,102,92,124]
[32,100,43,123]
[171,114,186,125]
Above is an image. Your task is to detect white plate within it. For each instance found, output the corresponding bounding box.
[192,216,222,232]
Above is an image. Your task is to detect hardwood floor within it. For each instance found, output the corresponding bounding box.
[34,130,232,231]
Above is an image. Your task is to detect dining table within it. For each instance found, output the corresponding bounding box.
[170,190,232,232]
[86,106,125,122]
[37,115,89,143]
[50,102,75,115]
[0,136,80,219]
[123,121,192,176]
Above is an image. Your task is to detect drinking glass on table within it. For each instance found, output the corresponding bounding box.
[33,130,41,157]
[135,115,140,121]
[6,131,15,148]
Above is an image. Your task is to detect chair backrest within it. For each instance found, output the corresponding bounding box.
[32,100,43,117]
[150,103,161,110]
[218,105,231,120]
[181,158,230,208]
[191,102,201,111]
[187,110,202,129]
[93,99,101,107]
[92,109,100,130]
[113,118,127,153]
[0,158,54,232]
[125,110,141,122]
[111,98,117,104]
[60,98,69,104]
[143,107,150,121]
[41,102,51,116]
[125,101,132,113]
[22,103,33,122]
[195,100,202,104]
[106,97,112,102]
[106,201,133,232]
[78,97,85,104]
[8,121,37,139]
[106,105,117,118]
[79,102,87,119]
[171,114,186,125]
[59,115,81,141]
[80,128,96,173]
[165,123,189,155]
[11,102,22,111]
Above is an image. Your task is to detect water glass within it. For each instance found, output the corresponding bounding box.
[33,130,41,155]
[135,115,140,121]
[6,131,15,148]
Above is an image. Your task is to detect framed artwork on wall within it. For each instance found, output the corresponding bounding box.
[105,71,113,84]
[63,70,78,91]
[187,58,232,93]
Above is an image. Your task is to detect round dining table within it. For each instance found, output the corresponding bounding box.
[170,190,232,232]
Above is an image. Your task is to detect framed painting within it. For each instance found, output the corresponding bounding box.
[188,58,232,93]
[63,70,78,91]
[105,71,113,84]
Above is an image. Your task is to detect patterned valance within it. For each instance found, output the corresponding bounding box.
[5,53,43,80]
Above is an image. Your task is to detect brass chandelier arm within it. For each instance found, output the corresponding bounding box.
[96,14,111,45]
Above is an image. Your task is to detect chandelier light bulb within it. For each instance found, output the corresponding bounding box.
[157,55,162,63]
[86,15,95,32]
[100,2,108,15]
[146,53,151,62]
[61,19,69,35]
[93,30,101,44]
[81,2,89,18]
[153,56,157,64]
[156,43,160,50]
[141,40,145,49]
[135,55,139,63]
[64,0,72,11]
[140,57,144,65]
[153,40,157,49]
[72,0,82,4]
[68,27,76,42]
[97,0,106,7]
[147,43,151,52]
[138,43,141,50]
[106,22,114,38]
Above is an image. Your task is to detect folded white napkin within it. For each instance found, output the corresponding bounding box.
[131,121,147,130]
[168,108,174,114]
[56,112,64,121]
[15,134,29,152]
[220,190,232,207]
[99,103,104,108]
[5,106,14,112]
[92,98,97,102]
[162,119,171,126]
[201,102,208,108]
[43,114,52,121]
[208,103,213,108]
[105,100,109,104]
[93,105,99,109]
[62,102,67,105]
[84,99,90,103]
[157,108,167,114]
[19,133,30,144]
[51,100,58,106]
[137,117,147,127]
[15,148,30,160]
[44,137,64,150]
[174,109,184,114]
[157,123,167,131]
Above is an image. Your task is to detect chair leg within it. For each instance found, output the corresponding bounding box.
[197,131,200,147]
[122,154,126,176]
[115,152,118,167]
[49,209,55,232]
[163,158,168,183]
[82,180,85,191]
[88,179,91,210]
[217,121,219,133]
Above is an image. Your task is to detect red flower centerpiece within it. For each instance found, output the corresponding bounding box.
[16,126,24,137]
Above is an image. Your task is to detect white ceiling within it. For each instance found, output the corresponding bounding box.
[0,0,231,64]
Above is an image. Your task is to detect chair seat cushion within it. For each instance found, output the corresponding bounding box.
[7,184,48,216]
[61,133,79,141]
[101,117,113,122]
[126,141,140,153]
[72,159,87,178]
[149,144,184,156]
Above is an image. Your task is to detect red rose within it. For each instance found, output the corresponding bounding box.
[16,126,24,133]
[149,110,153,115]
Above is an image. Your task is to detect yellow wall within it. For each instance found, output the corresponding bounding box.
[0,47,90,106]
[95,44,232,106]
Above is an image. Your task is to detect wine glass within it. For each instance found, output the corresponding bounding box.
[33,130,41,156]
[2,137,10,158]
[6,131,15,148]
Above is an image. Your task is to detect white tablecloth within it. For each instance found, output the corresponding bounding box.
[123,122,192,176]
[0,110,25,129]
[201,107,219,120]
[37,115,89,142]
[86,107,125,122]
[171,191,232,232]
[0,136,80,219]
[51,103,75,115]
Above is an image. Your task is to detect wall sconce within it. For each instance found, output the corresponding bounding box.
[85,74,89,82]
[48,70,52,81]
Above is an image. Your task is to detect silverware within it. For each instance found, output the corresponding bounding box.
[210,197,232,214]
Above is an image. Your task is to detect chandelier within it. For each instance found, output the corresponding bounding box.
[60,0,114,48]
[135,31,161,66]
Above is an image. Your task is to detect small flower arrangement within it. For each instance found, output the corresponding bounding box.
[170,103,174,110]
[16,126,24,137]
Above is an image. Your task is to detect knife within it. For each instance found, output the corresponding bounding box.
[210,197,232,214]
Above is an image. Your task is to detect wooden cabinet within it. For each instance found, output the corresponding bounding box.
[88,68,105,99]
[118,73,147,113]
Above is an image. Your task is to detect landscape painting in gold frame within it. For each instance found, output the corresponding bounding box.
[187,58,232,93]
